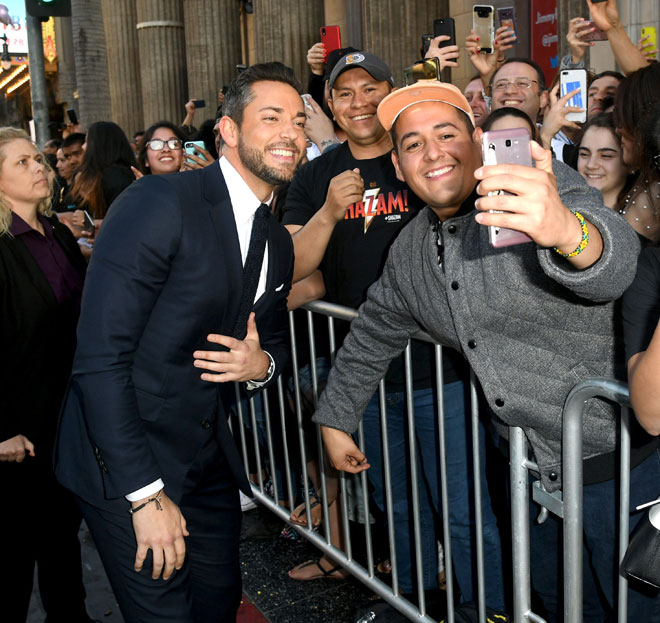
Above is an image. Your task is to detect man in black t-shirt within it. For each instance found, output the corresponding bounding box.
[282,52,505,608]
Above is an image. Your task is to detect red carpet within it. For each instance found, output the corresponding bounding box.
[238,593,269,622]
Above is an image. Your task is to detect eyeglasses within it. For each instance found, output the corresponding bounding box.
[403,57,441,86]
[146,138,183,151]
[654,154,660,172]
[492,78,539,92]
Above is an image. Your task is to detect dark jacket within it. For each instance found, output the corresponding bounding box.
[0,216,87,453]
[54,164,293,507]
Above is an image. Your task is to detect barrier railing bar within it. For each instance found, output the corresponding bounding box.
[276,376,295,511]
[378,377,400,596]
[249,396,264,492]
[618,405,631,621]
[435,344,455,623]
[234,383,250,477]
[403,341,426,616]
[262,388,279,503]
[470,370,486,623]
[288,312,313,532]
[358,419,375,578]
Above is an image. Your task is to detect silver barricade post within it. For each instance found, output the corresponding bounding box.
[618,405,631,621]
[249,396,264,492]
[276,376,295,511]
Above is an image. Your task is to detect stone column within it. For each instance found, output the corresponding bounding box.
[53,16,76,110]
[361,0,449,88]
[102,0,143,136]
[253,0,325,85]
[183,0,242,119]
[70,0,112,128]
[136,0,187,128]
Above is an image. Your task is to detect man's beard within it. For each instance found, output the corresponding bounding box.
[238,136,301,185]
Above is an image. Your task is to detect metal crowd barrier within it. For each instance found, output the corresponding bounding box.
[233,301,634,623]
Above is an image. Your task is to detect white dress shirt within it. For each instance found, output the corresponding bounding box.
[126,157,274,503]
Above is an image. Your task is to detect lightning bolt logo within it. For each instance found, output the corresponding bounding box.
[363,187,380,233]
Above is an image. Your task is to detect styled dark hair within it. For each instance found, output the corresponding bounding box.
[61,132,86,149]
[591,70,624,86]
[222,62,302,127]
[492,57,547,91]
[70,121,136,218]
[137,121,186,175]
[481,106,540,143]
[45,138,61,149]
[613,63,660,169]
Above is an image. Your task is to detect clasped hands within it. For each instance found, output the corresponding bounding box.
[193,312,270,383]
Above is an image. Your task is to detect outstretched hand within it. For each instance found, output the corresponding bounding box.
[425,35,460,69]
[194,313,271,383]
[0,434,35,462]
[539,84,584,149]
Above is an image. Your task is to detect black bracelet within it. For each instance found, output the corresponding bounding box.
[129,489,163,515]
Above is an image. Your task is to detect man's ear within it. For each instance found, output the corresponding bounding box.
[219,116,238,149]
[539,89,549,113]
[327,96,335,119]
[391,149,405,183]
[473,126,483,144]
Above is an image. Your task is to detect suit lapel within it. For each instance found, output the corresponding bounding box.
[202,164,243,328]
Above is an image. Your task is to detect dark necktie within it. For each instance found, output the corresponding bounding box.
[232,203,270,339]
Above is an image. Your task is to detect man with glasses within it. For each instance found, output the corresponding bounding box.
[490,57,548,124]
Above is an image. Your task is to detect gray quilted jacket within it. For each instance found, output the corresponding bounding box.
[312,161,641,492]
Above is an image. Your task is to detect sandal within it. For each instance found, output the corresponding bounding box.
[288,558,349,581]
[289,495,322,527]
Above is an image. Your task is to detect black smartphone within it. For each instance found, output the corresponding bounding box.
[422,34,433,55]
[66,108,78,126]
[433,18,456,48]
[192,99,206,109]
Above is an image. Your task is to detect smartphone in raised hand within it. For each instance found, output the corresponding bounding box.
[473,5,495,54]
[481,127,533,248]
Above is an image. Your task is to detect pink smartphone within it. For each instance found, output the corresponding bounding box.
[481,127,533,248]
[582,21,608,42]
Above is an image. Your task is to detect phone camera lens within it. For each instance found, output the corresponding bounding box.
[505,139,512,147]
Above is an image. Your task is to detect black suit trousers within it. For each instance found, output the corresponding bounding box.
[78,436,243,623]
[0,457,88,623]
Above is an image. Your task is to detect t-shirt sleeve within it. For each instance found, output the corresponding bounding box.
[281,161,320,228]
[623,247,660,362]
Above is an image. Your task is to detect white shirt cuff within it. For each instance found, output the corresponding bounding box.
[246,351,275,390]
[125,479,164,502]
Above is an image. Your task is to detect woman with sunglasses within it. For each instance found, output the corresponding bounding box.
[135,121,187,177]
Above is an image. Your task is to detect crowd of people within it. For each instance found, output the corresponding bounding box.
[1,0,660,621]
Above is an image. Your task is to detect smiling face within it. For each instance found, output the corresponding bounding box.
[328,67,392,147]
[491,62,547,123]
[225,80,307,189]
[146,126,184,175]
[0,139,50,210]
[391,102,481,220]
[587,75,619,118]
[578,126,629,207]
[464,78,488,127]
[56,147,72,181]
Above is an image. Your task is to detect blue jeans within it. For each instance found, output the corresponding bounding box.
[530,448,660,622]
[361,381,506,610]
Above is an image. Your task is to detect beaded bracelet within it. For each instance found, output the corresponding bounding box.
[554,210,589,258]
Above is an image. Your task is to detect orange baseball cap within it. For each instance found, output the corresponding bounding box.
[377,81,475,131]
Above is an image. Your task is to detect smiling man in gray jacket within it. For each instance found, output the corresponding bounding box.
[313,81,660,620]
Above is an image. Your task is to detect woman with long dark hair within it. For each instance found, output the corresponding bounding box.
[135,121,187,176]
[69,121,136,219]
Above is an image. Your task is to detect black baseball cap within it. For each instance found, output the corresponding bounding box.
[328,51,395,91]
[323,46,360,81]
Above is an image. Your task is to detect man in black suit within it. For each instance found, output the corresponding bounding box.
[54,62,307,623]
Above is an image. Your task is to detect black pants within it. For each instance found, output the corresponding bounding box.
[78,437,243,623]
[0,456,88,623]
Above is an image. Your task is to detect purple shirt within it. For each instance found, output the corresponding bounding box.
[10,212,84,310]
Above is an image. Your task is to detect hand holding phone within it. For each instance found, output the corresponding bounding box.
[560,69,587,123]
[480,128,533,247]
[320,26,341,61]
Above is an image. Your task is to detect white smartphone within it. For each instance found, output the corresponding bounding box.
[560,69,587,124]
[473,5,495,54]
[481,127,533,248]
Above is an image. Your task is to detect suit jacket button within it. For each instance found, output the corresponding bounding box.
[201,419,211,429]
